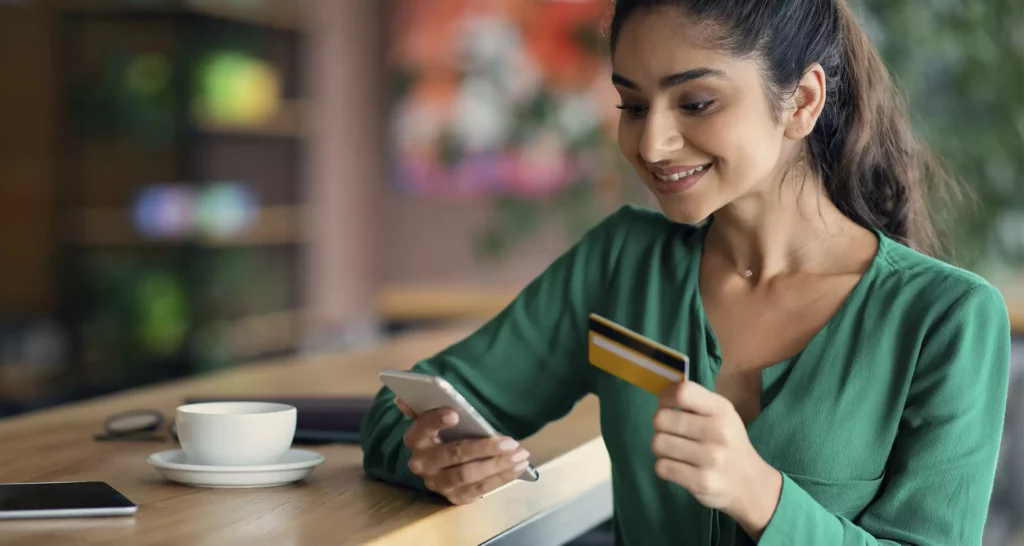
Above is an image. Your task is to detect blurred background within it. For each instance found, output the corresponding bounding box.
[0,0,1020,542]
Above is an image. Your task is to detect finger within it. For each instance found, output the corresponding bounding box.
[446,463,529,505]
[654,457,708,494]
[432,448,530,492]
[409,436,521,476]
[658,381,683,408]
[651,432,706,466]
[395,398,417,419]
[403,408,459,450]
[659,381,725,415]
[418,436,521,475]
[652,407,711,440]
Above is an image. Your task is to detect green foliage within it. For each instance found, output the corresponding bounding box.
[78,255,191,385]
[476,197,542,258]
[852,0,1024,272]
[69,52,177,146]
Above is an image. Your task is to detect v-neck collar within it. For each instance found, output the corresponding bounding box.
[688,218,890,433]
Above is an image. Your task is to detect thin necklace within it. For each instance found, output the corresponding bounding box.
[738,232,836,280]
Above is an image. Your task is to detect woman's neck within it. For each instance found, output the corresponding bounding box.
[706,171,866,281]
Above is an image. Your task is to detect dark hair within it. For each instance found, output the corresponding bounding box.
[610,0,959,254]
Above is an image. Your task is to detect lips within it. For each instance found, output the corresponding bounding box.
[652,162,713,182]
[649,161,713,194]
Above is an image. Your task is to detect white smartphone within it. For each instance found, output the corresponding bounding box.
[379,369,539,482]
[0,481,138,520]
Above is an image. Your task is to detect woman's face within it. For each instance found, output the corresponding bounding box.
[612,8,793,224]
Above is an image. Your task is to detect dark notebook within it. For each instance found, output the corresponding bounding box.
[184,396,376,445]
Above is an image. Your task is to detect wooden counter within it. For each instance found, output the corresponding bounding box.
[0,326,609,546]
[376,286,522,323]
[378,281,1024,334]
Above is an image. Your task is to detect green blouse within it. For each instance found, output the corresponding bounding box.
[361,206,1011,545]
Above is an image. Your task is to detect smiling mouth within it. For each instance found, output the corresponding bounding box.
[653,162,714,182]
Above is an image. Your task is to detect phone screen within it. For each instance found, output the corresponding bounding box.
[0,482,136,512]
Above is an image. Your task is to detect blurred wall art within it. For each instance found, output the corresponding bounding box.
[388,0,619,199]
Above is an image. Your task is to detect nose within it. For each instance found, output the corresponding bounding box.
[638,110,684,165]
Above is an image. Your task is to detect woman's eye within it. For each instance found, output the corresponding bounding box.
[615,104,648,119]
[682,100,715,113]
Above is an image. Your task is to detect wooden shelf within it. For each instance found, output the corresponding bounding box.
[70,204,303,248]
[193,100,306,138]
[49,0,304,31]
[215,308,302,360]
[184,0,302,31]
[997,279,1024,336]
[0,365,72,405]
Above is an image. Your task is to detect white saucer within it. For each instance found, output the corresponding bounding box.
[146,448,325,488]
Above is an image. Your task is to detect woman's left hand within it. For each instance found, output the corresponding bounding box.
[652,381,783,537]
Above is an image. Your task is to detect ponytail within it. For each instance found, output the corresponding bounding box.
[816,2,956,254]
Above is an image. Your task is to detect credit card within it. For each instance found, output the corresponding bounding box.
[588,313,688,394]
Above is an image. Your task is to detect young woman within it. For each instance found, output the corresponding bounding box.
[361,1,1011,544]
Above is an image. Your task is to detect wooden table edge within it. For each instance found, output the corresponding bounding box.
[360,437,612,546]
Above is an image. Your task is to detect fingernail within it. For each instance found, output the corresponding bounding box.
[513,460,530,472]
[443,412,458,425]
[510,450,530,462]
[498,438,519,451]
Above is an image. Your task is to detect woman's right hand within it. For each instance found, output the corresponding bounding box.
[396,398,531,505]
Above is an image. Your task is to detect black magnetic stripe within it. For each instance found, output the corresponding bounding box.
[588,318,686,373]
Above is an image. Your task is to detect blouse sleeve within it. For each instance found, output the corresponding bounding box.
[360,208,631,491]
[758,283,1011,545]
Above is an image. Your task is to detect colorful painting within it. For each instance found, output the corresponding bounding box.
[388,0,619,198]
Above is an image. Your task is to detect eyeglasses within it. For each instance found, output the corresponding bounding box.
[94,409,178,442]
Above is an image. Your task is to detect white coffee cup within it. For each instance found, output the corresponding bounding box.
[176,402,297,466]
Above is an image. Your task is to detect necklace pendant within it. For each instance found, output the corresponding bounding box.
[742,270,753,279]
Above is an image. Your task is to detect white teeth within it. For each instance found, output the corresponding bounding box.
[654,163,711,182]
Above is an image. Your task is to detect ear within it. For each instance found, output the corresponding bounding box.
[784,63,827,140]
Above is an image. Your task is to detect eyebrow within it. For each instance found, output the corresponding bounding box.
[611,67,728,91]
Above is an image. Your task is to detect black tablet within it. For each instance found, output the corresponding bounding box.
[0,482,137,520]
